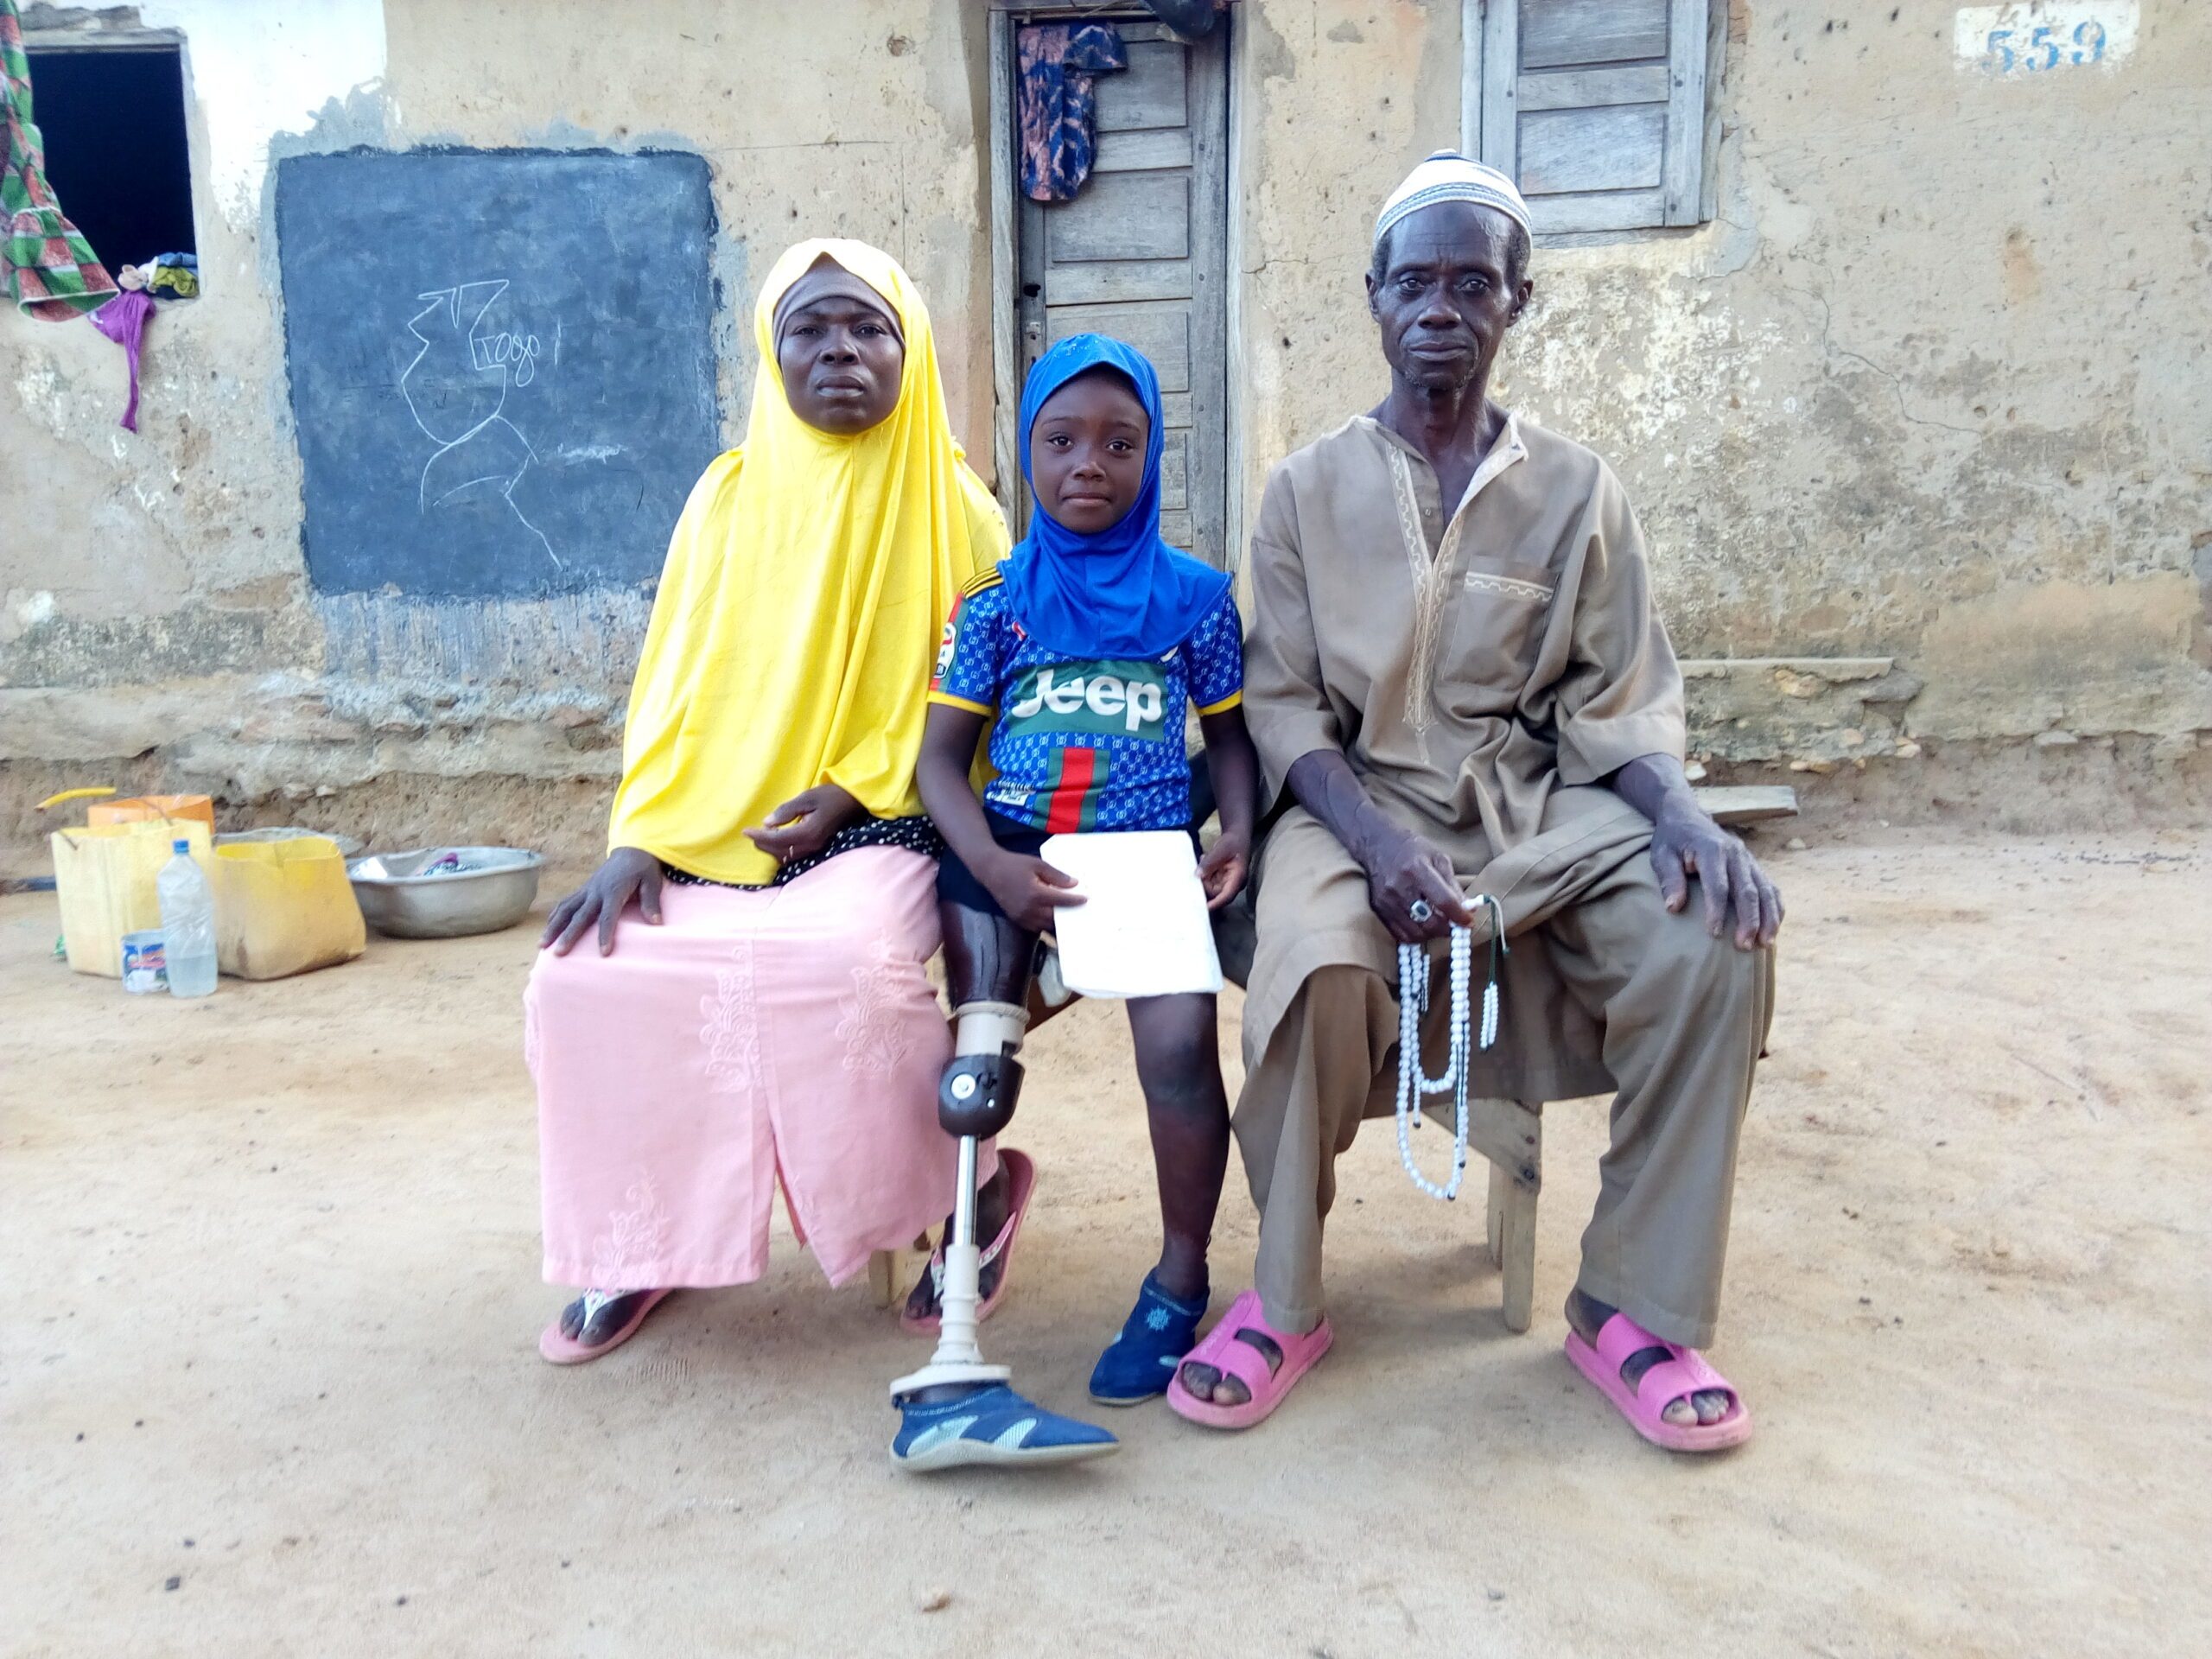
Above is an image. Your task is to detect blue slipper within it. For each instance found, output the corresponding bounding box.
[891,1384,1119,1471]
[1089,1271,1208,1405]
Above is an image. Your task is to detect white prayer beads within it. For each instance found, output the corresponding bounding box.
[1393,895,1505,1202]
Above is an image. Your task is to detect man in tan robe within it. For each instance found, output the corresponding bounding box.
[1168,156,1782,1449]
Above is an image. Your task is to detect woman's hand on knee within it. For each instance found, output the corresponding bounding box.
[743,784,861,867]
[541,846,664,957]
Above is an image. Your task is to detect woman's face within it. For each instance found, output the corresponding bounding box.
[1030,369,1148,534]
[778,296,904,434]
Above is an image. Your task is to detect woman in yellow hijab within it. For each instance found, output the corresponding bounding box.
[526,240,1014,1363]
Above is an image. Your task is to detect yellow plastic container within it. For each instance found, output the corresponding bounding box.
[211,836,366,980]
[87,793,216,831]
[51,819,215,977]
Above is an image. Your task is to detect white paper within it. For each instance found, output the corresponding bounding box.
[1040,830,1223,1001]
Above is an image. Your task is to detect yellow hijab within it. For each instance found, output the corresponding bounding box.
[607,239,1009,885]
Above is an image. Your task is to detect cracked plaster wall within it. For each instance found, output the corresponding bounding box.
[4,0,2208,861]
[1236,0,2210,791]
[1,0,994,852]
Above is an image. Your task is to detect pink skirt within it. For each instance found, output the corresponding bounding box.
[528,847,986,1290]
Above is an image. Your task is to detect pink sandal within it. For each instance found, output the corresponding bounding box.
[1165,1288,1332,1431]
[1564,1312,1752,1452]
[900,1148,1036,1336]
[537,1287,675,1365]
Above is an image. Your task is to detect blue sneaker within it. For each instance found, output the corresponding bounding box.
[891,1384,1119,1471]
[1089,1271,1208,1405]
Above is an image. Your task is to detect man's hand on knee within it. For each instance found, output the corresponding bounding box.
[1649,797,1783,950]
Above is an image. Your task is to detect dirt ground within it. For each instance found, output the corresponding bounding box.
[4,830,2209,1658]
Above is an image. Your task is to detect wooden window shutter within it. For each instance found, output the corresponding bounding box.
[1476,0,1711,234]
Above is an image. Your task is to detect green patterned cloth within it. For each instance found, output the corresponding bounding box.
[3,0,116,320]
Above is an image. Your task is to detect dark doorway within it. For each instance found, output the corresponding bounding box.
[22,47,195,275]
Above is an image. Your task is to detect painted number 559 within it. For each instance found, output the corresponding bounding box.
[1984,18,2106,71]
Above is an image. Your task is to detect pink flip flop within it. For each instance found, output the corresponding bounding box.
[1165,1288,1333,1431]
[537,1287,675,1365]
[1564,1312,1753,1452]
[900,1147,1037,1336]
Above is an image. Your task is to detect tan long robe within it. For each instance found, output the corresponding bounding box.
[1238,412,1772,1345]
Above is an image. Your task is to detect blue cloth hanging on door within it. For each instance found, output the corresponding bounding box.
[1016,22,1128,203]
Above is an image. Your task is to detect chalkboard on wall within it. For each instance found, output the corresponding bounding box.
[276,148,721,599]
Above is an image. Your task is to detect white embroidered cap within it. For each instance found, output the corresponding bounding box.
[1374,150,1533,247]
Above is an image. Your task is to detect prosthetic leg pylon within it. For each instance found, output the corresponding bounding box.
[888,912,1118,1470]
[890,999,1027,1395]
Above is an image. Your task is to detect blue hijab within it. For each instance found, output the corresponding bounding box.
[999,334,1230,659]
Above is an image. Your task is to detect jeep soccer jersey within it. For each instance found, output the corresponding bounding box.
[930,575,1243,832]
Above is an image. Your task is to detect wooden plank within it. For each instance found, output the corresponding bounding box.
[1520,0,1668,68]
[1160,508,1197,550]
[1486,1163,1506,1265]
[1459,0,1483,156]
[988,14,1020,513]
[1096,39,1186,132]
[1160,430,1188,511]
[1517,104,1665,194]
[1222,4,1246,575]
[1516,62,1668,111]
[1474,1095,1541,1336]
[1662,0,1710,226]
[1468,1095,1541,1188]
[1497,1179,1538,1333]
[1016,142,1049,536]
[1694,785,1800,827]
[1528,187,1666,234]
[1699,0,1725,224]
[1093,126,1193,173]
[1479,0,1519,178]
[1047,170,1190,263]
[1183,19,1230,569]
[1046,302,1191,390]
[1040,258,1193,306]
[1160,390,1192,428]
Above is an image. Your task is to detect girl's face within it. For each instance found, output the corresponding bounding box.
[1031,369,1148,534]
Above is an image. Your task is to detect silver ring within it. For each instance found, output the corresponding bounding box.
[1408,899,1434,924]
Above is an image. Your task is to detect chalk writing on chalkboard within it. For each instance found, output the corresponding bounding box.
[401,278,559,572]
[276,147,720,600]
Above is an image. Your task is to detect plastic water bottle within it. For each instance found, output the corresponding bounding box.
[156,839,219,999]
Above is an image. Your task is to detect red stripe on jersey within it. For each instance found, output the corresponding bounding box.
[1044,747,1099,834]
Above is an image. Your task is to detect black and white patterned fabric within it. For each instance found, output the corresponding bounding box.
[662,815,944,892]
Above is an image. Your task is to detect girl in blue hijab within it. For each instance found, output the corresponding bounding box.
[999,334,1231,658]
[896,335,1262,1457]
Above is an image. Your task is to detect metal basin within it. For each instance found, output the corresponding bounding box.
[219,826,366,857]
[346,846,543,939]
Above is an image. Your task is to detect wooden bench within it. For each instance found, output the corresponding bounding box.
[872,784,1791,1325]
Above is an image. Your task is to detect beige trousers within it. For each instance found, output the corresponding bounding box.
[1233,855,1774,1349]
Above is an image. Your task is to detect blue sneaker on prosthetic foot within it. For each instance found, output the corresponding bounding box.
[1089,1270,1208,1405]
[891,1384,1119,1471]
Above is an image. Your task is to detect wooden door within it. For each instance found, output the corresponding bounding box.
[1014,16,1230,568]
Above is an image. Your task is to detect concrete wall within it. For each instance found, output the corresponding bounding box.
[5,0,2207,864]
[1,0,993,857]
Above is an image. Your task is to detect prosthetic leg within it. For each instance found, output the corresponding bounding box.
[889,907,1118,1469]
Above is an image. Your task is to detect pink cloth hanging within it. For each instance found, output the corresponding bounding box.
[89,288,152,430]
